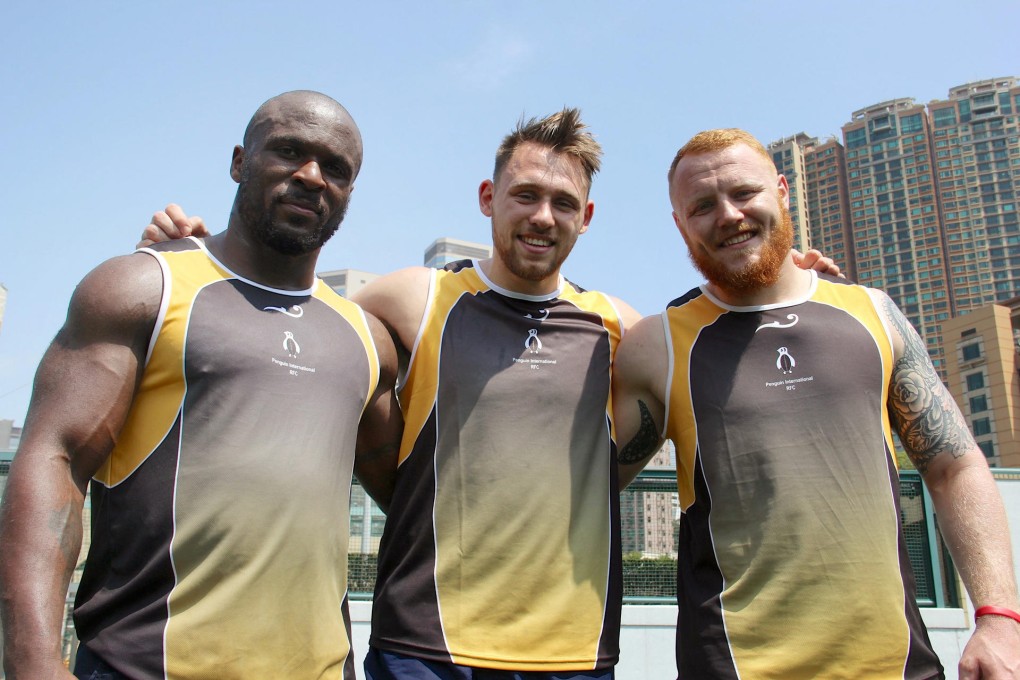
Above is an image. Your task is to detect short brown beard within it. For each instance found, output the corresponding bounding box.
[685,203,794,298]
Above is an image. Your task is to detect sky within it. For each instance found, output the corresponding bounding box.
[1,1,1018,427]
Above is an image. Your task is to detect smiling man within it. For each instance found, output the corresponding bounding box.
[0,91,400,680]
[612,128,1020,679]
[355,109,639,679]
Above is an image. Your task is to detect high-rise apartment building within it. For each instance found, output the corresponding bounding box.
[620,442,678,558]
[767,133,816,252]
[841,98,951,371]
[804,139,857,281]
[941,296,1020,467]
[423,237,492,268]
[929,77,1020,314]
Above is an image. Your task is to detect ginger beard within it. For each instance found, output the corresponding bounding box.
[684,203,794,297]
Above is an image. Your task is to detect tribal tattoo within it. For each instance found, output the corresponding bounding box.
[883,295,971,474]
[618,400,661,464]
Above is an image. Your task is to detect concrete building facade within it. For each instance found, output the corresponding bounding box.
[941,297,1020,467]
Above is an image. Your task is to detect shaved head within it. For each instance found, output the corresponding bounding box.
[243,90,363,177]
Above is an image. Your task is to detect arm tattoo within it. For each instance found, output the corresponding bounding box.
[883,295,971,474]
[618,400,661,464]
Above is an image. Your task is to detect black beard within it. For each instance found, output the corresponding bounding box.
[236,182,348,256]
[252,198,347,256]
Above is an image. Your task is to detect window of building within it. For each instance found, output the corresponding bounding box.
[900,114,923,134]
[972,418,991,437]
[978,441,995,459]
[966,373,984,391]
[961,343,982,361]
[969,395,988,413]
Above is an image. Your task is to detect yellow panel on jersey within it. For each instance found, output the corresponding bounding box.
[76,237,376,680]
[372,260,624,671]
[662,274,942,679]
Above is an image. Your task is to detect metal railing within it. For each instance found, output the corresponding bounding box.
[347,468,962,607]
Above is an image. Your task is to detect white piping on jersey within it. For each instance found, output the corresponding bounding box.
[699,269,819,313]
[137,247,173,368]
[191,236,319,297]
[659,311,674,442]
[397,267,438,396]
[472,258,565,302]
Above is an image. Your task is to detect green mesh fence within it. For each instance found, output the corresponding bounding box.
[347,471,959,606]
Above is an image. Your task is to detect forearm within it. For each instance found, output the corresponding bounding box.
[926,462,1018,610]
[0,462,85,677]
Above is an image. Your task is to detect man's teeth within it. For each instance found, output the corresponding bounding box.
[522,237,553,246]
[723,232,754,247]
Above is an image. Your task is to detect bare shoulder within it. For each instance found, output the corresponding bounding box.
[866,287,908,358]
[615,314,668,392]
[364,311,399,382]
[607,295,644,330]
[70,252,164,334]
[352,266,432,351]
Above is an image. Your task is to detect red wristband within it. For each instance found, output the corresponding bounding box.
[974,605,1020,624]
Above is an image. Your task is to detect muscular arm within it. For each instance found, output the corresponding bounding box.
[611,315,669,490]
[350,267,431,362]
[353,314,403,513]
[876,290,1019,678]
[0,254,162,679]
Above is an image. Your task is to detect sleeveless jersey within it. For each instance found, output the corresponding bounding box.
[370,260,624,671]
[74,237,380,680]
[662,271,942,679]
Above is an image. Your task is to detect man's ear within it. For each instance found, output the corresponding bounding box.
[230,145,245,183]
[579,200,595,234]
[672,210,685,236]
[478,179,495,217]
[777,174,790,209]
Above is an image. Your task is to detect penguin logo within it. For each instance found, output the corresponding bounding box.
[283,331,301,358]
[525,329,543,354]
[776,347,795,374]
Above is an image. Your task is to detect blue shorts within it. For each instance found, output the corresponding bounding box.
[364,647,615,680]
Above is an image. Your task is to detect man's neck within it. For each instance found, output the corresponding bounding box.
[706,264,812,308]
[205,229,319,291]
[478,258,562,297]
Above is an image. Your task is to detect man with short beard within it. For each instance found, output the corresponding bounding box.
[0,91,401,680]
[612,128,1020,679]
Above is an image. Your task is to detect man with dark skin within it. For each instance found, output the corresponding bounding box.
[0,90,401,680]
[612,128,1020,679]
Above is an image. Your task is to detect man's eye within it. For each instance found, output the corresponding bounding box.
[277,146,298,158]
[326,164,349,179]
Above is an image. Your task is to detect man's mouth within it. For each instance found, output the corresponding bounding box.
[521,235,554,247]
[279,197,322,215]
[721,230,756,247]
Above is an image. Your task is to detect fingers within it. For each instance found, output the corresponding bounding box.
[165,203,210,237]
[792,249,844,278]
[138,204,210,249]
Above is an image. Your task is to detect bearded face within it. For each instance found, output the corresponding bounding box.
[683,202,794,298]
[235,161,349,257]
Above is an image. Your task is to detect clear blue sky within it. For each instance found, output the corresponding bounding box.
[1,1,1017,426]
